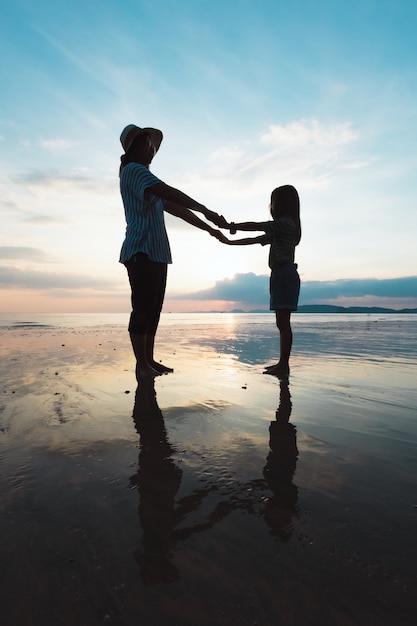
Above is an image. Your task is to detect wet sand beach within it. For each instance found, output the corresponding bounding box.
[0,313,416,626]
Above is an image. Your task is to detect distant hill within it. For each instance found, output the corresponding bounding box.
[227,305,417,314]
[296,305,417,314]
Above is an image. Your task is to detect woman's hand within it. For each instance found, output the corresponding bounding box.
[210,229,230,243]
[189,204,229,228]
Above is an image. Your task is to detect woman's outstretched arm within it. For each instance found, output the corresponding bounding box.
[148,181,227,227]
[164,202,229,242]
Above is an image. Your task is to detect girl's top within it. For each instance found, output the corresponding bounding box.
[119,162,172,264]
[258,217,298,269]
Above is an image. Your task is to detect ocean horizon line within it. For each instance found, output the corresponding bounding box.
[1,305,417,317]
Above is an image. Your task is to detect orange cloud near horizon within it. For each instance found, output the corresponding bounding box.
[0,289,236,314]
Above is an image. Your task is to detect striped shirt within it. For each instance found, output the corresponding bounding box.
[119,163,172,264]
[259,217,298,269]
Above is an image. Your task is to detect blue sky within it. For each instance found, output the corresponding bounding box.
[1,0,416,312]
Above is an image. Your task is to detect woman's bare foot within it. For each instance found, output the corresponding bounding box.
[136,362,161,380]
[150,361,174,374]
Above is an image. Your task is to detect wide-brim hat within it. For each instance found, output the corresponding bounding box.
[120,124,163,153]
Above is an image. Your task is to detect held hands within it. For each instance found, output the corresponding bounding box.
[205,209,229,229]
[198,204,235,231]
[199,205,240,243]
[210,216,237,234]
[207,217,240,244]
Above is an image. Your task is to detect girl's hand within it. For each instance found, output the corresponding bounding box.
[205,210,228,228]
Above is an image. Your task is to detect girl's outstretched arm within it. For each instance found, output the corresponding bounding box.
[229,221,265,234]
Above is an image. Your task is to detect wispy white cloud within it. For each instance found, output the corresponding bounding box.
[181,119,362,198]
[233,120,359,180]
[40,139,76,151]
[0,199,23,213]
[260,120,358,150]
[9,169,116,196]
[22,214,68,225]
[0,265,121,291]
[0,246,56,262]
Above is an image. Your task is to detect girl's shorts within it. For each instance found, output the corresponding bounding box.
[270,263,300,311]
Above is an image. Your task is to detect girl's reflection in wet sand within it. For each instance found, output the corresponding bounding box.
[262,379,299,542]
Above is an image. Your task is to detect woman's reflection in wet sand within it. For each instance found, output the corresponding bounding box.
[130,379,230,585]
[130,378,182,584]
[262,379,299,541]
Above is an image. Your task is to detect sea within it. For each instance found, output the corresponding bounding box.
[1,311,416,624]
[1,311,416,363]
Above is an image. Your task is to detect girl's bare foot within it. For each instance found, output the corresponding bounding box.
[264,362,279,371]
[263,364,290,378]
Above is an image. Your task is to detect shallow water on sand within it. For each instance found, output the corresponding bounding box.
[0,314,416,625]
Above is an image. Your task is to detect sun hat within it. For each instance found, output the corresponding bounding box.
[120,124,163,153]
